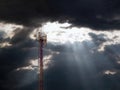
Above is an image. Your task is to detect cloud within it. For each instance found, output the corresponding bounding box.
[0,22,23,39]
[0,22,37,89]
[103,70,117,75]
[1,21,120,90]
[43,41,120,90]
[0,0,120,30]
[0,42,12,48]
[9,27,33,45]
[30,22,92,44]
[16,54,54,72]
[89,30,120,52]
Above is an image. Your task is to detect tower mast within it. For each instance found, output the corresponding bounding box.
[37,30,47,90]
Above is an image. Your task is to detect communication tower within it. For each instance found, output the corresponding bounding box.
[37,29,47,90]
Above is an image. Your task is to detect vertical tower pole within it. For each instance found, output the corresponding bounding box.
[39,39,44,90]
[37,30,47,90]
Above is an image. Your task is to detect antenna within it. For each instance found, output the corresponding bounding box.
[37,28,47,90]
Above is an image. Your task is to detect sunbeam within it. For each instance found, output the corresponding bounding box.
[6,21,120,90]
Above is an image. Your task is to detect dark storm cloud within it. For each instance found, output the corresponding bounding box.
[0,43,38,90]
[0,27,39,89]
[0,31,8,43]
[0,0,120,89]
[0,31,5,38]
[88,33,109,46]
[1,29,120,90]
[0,0,120,29]
[10,27,33,45]
[0,0,49,26]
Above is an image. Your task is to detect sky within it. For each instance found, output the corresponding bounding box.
[0,0,120,90]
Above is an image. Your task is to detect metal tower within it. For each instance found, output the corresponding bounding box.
[37,30,47,90]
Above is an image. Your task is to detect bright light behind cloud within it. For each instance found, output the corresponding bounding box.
[29,55,53,70]
[104,70,117,75]
[0,22,23,48]
[30,21,120,52]
[16,55,54,73]
[0,22,23,39]
[0,42,12,48]
[42,22,92,44]
[30,21,92,44]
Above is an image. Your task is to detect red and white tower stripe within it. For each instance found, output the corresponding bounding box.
[37,31,47,90]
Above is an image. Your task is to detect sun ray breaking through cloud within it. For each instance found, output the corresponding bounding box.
[1,21,120,90]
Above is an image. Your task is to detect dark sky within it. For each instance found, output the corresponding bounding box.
[0,0,120,90]
[0,0,120,29]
